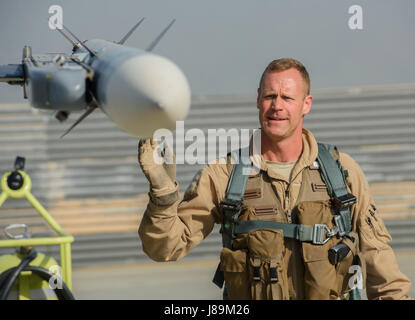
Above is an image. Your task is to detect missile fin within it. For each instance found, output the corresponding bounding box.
[118,17,145,45]
[60,105,97,138]
[146,19,176,52]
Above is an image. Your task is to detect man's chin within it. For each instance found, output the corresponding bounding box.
[262,128,287,142]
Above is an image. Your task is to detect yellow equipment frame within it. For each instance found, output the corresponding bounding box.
[0,170,74,290]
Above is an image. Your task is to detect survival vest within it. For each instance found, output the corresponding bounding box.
[212,143,365,300]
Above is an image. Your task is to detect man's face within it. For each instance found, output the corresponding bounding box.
[257,68,312,142]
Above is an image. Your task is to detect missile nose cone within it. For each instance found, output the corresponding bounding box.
[100,53,191,137]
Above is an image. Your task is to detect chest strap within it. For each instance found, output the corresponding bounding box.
[234,220,336,245]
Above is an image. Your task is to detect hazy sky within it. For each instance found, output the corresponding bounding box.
[1,0,414,101]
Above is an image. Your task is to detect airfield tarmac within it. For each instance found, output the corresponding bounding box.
[72,251,415,300]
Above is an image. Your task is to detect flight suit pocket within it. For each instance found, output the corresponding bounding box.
[246,229,289,300]
[302,240,339,299]
[297,201,340,299]
[220,248,250,300]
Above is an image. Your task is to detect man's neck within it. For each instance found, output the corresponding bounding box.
[261,129,303,162]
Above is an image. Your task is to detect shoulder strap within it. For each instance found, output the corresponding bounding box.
[220,160,252,249]
[316,143,355,235]
[316,143,347,200]
[225,161,251,203]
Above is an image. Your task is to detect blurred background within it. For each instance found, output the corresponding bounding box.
[0,0,414,299]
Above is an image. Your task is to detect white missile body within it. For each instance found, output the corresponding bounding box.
[85,40,190,137]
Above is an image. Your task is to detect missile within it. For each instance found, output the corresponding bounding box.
[0,19,191,138]
[86,40,190,137]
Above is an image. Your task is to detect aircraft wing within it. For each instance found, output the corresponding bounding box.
[0,64,24,83]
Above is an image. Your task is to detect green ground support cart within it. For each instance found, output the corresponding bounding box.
[0,157,74,300]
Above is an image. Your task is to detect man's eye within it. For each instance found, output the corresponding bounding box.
[265,95,276,99]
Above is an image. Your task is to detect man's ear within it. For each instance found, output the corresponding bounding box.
[302,94,312,115]
[257,88,261,109]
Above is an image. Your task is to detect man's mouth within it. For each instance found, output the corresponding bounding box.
[267,116,287,121]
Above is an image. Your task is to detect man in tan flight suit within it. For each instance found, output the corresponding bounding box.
[137,58,412,300]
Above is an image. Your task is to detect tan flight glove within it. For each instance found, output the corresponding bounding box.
[138,138,178,205]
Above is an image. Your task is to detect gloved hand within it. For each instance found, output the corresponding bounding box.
[138,138,176,194]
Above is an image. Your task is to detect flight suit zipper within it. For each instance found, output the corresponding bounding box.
[285,189,291,223]
[284,167,305,224]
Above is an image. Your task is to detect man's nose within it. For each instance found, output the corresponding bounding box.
[271,96,283,110]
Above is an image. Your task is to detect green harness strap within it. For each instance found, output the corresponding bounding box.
[212,143,355,289]
[220,159,251,249]
[233,220,335,244]
[316,143,355,235]
[213,158,251,288]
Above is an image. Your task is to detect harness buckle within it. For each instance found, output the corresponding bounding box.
[333,193,356,209]
[221,200,242,221]
[221,199,241,212]
[312,224,333,245]
[220,200,242,236]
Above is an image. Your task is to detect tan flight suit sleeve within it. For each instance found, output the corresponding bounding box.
[340,152,412,300]
[138,162,229,262]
